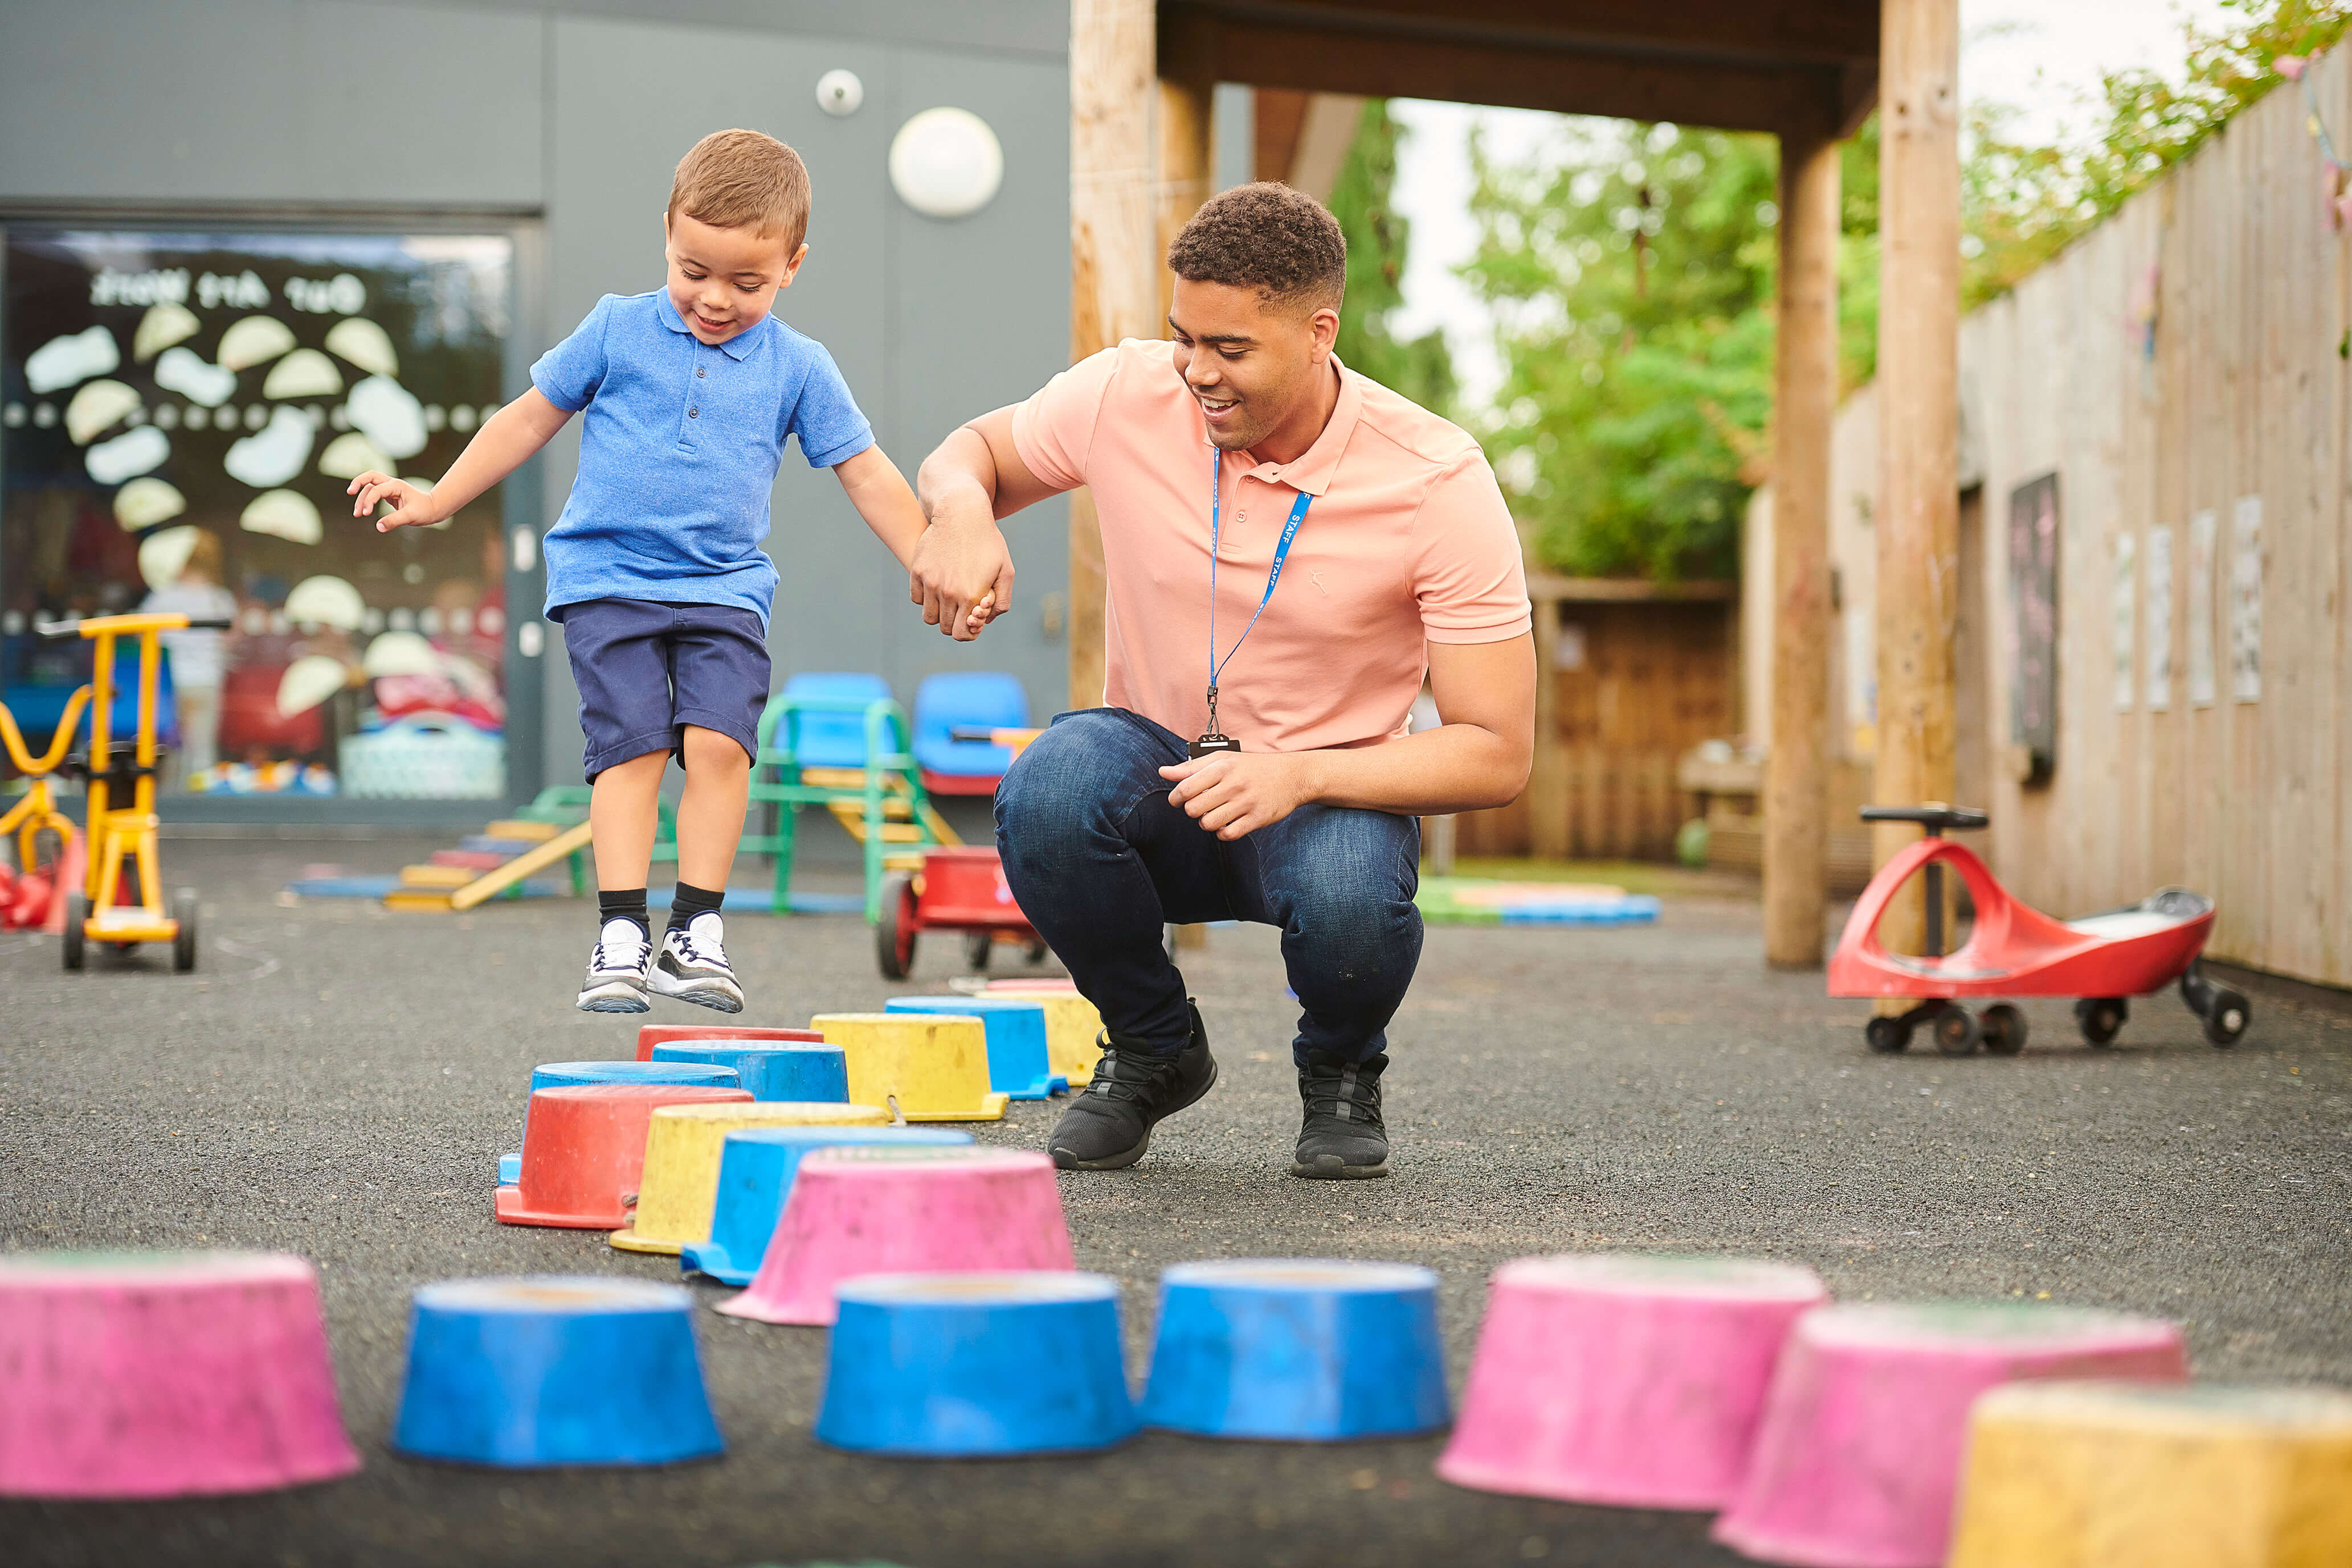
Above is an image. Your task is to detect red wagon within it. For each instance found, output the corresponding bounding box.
[874,846,1050,979]
[1828,805,2250,1056]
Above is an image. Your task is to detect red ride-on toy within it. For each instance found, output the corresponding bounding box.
[1828,804,2249,1056]
[875,846,1051,979]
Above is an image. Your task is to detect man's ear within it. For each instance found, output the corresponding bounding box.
[1308,304,1341,361]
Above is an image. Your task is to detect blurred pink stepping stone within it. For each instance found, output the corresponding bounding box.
[1437,1252,1828,1508]
[1714,1300,2187,1568]
[0,1251,360,1497]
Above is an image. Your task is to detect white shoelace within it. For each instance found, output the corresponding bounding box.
[591,918,648,975]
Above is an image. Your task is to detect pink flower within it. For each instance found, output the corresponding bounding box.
[2276,54,2307,81]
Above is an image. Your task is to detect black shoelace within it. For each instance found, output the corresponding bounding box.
[1085,1041,1177,1102]
[1301,1061,1381,1123]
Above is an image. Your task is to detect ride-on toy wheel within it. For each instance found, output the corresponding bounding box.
[875,872,917,981]
[60,890,87,971]
[964,930,993,971]
[2076,997,2128,1047]
[1932,1006,1981,1056]
[172,887,198,973]
[1865,1015,1910,1054]
[1979,1003,2027,1055]
[2179,963,2250,1048]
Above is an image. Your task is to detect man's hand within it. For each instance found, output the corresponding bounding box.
[1158,751,1322,840]
[347,471,445,533]
[908,507,1015,641]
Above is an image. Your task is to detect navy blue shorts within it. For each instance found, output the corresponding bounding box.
[556,598,769,780]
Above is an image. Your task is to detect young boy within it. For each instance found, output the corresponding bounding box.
[350,129,974,1014]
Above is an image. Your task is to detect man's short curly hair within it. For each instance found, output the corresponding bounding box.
[1166,183,1346,313]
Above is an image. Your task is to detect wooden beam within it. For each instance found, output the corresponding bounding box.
[1068,0,1159,710]
[1157,13,1216,326]
[1194,13,1844,136]
[1871,0,1962,953]
[1253,88,1309,182]
[1179,0,1878,68]
[1529,601,1568,859]
[1763,125,1840,968]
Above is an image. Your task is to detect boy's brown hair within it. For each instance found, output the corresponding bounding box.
[668,129,812,252]
[1165,182,1346,313]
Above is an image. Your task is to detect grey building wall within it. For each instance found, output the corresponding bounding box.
[0,0,1072,804]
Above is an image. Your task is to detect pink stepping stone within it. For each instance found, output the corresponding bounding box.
[1436,1253,1829,1509]
[0,1251,361,1498]
[1713,1301,2188,1568]
[716,1145,1073,1326]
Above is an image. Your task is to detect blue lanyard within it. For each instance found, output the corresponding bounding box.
[1206,443,1313,734]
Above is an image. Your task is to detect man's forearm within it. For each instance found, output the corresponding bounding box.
[1298,725,1531,818]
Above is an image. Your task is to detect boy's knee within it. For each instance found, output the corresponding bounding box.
[681,725,750,775]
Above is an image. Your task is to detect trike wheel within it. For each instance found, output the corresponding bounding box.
[60,891,87,971]
[1864,1015,1911,1054]
[2076,997,2127,1047]
[2202,988,2250,1048]
[1932,1006,1981,1056]
[875,873,917,981]
[963,930,994,972]
[1979,1003,2026,1055]
[172,888,198,973]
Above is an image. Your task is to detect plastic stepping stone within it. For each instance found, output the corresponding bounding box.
[496,1084,750,1229]
[807,1012,1009,1121]
[983,988,1103,1085]
[885,995,1065,1098]
[650,1040,849,1102]
[390,1277,722,1468]
[607,1100,889,1255]
[634,1023,825,1060]
[985,977,1076,991]
[1141,1259,1451,1442]
[1948,1381,2352,1568]
[815,1272,1137,1456]
[717,1146,1073,1326]
[0,1250,359,1497]
[1714,1301,2188,1568]
[1437,1253,1828,1508]
[680,1125,971,1286]
[495,1060,743,1186]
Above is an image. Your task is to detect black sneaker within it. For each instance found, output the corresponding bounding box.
[1292,1052,1390,1179]
[1046,1003,1217,1171]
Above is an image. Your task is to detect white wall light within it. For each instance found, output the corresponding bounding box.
[816,69,863,117]
[889,107,1003,220]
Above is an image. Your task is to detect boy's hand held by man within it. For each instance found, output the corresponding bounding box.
[908,509,1015,641]
[347,469,444,533]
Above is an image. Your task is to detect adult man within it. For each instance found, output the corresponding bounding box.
[913,183,1533,1179]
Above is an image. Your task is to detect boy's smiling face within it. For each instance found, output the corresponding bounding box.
[664,211,807,346]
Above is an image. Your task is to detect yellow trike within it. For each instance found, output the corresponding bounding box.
[37,611,224,973]
[0,677,87,904]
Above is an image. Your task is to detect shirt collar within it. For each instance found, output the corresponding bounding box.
[655,291,763,361]
[1238,355,1359,497]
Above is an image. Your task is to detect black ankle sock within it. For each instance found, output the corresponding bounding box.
[667,880,724,934]
[597,889,650,941]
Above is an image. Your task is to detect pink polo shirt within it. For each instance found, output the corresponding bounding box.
[1013,340,1530,753]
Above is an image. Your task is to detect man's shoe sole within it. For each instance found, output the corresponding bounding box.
[1288,1153,1390,1179]
[1050,1058,1219,1172]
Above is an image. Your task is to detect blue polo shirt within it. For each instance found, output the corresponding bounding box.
[530,289,875,626]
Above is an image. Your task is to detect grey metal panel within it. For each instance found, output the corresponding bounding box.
[885,46,1073,719]
[400,0,1065,60]
[0,1,544,206]
[1215,83,1256,192]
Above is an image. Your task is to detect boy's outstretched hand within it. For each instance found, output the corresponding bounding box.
[348,471,444,533]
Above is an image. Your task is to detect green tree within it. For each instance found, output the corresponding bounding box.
[1326,101,1457,416]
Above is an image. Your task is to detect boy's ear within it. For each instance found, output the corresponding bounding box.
[779,242,810,287]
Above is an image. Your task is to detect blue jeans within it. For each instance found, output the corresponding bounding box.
[996,708,1423,1067]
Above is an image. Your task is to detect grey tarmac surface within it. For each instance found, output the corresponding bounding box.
[3,838,2349,1568]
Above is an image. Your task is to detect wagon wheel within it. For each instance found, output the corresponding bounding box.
[874,873,918,981]
[963,929,994,971]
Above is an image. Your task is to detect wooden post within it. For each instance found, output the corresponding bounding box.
[1068,0,1159,710]
[1156,17,1215,328]
[1872,0,1962,953]
[1763,125,1840,967]
[1529,594,1569,859]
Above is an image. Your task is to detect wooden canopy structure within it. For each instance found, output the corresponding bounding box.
[1069,0,1961,967]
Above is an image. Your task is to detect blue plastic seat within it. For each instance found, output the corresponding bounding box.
[779,672,893,767]
[912,672,1029,785]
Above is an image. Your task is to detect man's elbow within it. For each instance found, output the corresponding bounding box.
[1463,728,1534,812]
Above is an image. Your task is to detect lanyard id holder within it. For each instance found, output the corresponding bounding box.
[1197,443,1312,757]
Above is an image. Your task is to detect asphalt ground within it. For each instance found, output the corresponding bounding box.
[3,838,2349,1568]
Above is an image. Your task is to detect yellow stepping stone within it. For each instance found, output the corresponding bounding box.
[607,1100,887,1255]
[1950,1380,2352,1568]
[985,990,1104,1087]
[808,1013,1009,1122]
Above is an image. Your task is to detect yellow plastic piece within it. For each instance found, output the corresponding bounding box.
[398,865,474,888]
[483,819,561,842]
[1949,1381,2352,1568]
[807,1013,1010,1122]
[608,1100,889,1255]
[985,990,1104,1087]
[384,891,455,912]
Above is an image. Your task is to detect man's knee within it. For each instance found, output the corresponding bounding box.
[997,710,1152,841]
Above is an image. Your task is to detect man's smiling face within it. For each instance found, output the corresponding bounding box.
[663,211,806,346]
[1168,277,1338,454]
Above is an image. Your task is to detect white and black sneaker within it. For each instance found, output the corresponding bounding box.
[648,912,744,1013]
[577,918,652,1013]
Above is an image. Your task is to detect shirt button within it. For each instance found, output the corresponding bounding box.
[688,407,699,418]
[696,367,707,378]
